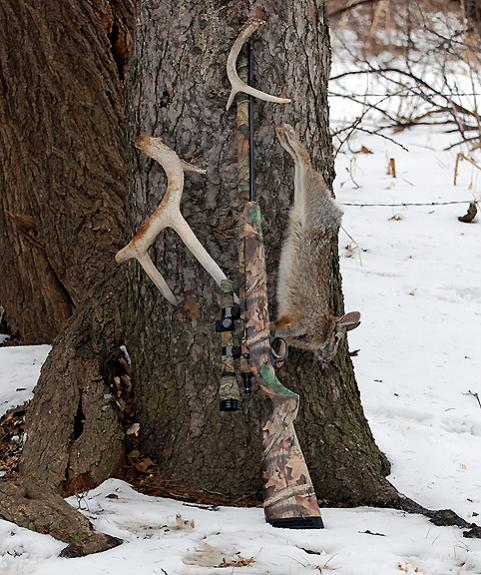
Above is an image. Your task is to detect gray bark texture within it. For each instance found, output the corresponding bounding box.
[0,0,403,546]
[125,0,391,504]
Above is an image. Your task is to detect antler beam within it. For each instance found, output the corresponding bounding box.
[226,19,291,111]
[116,135,227,305]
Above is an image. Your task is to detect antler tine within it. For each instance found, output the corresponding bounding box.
[136,251,178,305]
[226,18,292,111]
[115,135,227,305]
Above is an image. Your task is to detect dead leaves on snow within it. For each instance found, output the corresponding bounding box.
[183,542,254,568]
[216,556,255,568]
[458,202,478,223]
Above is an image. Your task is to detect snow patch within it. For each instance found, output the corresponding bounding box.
[0,346,51,417]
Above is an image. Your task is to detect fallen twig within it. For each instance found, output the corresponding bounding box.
[182,502,219,511]
[465,390,481,410]
[359,529,386,536]
[340,224,364,266]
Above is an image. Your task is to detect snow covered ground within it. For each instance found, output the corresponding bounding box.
[0,345,50,418]
[2,478,479,575]
[1,35,481,575]
[338,124,481,521]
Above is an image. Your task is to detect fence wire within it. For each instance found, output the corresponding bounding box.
[340,199,478,207]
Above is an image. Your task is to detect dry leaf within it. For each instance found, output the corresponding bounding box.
[134,457,155,473]
[216,556,255,568]
[355,145,373,154]
[458,202,477,223]
[126,422,140,436]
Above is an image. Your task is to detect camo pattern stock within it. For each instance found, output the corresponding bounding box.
[242,202,322,524]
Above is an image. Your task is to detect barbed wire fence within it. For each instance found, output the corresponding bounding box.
[329,92,481,97]
[340,199,478,207]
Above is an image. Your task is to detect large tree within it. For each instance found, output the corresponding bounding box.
[1,0,473,558]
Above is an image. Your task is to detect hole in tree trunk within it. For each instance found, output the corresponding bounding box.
[73,391,85,440]
[107,18,130,81]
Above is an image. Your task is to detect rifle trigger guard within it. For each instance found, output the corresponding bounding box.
[270,336,288,367]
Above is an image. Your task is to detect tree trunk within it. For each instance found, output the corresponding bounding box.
[125,0,391,505]
[0,0,135,485]
[0,0,397,533]
[463,0,481,34]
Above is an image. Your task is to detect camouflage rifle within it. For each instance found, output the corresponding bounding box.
[241,206,322,528]
[229,21,323,528]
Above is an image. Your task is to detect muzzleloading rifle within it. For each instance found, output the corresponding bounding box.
[221,19,323,529]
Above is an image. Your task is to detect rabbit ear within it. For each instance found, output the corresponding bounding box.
[337,311,361,331]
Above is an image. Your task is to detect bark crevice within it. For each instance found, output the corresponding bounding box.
[73,392,85,441]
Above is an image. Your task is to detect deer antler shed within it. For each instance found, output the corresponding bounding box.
[225,18,291,111]
[116,135,228,305]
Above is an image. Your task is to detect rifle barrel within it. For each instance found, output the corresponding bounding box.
[248,43,256,203]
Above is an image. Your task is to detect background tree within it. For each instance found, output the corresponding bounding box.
[1,0,472,556]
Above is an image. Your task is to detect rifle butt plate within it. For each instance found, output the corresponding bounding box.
[267,516,324,529]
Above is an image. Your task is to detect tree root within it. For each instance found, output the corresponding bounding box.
[374,483,481,539]
[0,474,122,557]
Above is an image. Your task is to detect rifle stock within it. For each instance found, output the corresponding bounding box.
[242,201,323,528]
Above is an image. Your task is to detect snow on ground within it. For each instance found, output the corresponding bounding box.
[336,124,481,519]
[0,344,50,418]
[1,35,481,575]
[1,478,480,575]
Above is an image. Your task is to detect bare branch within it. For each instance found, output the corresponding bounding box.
[329,0,381,19]
[332,67,476,118]
[355,127,410,151]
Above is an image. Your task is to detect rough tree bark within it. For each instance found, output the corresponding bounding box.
[461,0,481,34]
[123,0,395,505]
[1,0,473,556]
